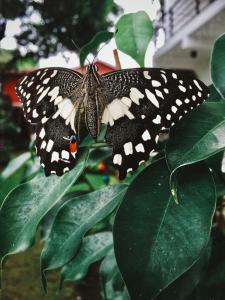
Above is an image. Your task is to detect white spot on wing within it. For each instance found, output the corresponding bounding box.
[39,128,45,139]
[40,140,47,149]
[176,99,182,106]
[51,70,58,77]
[102,98,135,126]
[172,73,177,79]
[32,109,39,118]
[164,88,169,94]
[48,86,60,102]
[152,80,161,87]
[166,114,171,120]
[155,89,164,99]
[193,79,203,91]
[145,88,159,108]
[51,151,59,162]
[143,71,151,79]
[58,99,74,119]
[37,86,50,102]
[63,167,69,173]
[27,81,33,87]
[130,87,144,105]
[124,142,133,155]
[171,106,177,113]
[142,129,151,141]
[113,154,122,165]
[152,115,161,124]
[61,150,70,160]
[46,139,54,152]
[179,85,186,92]
[135,143,144,152]
[43,77,50,84]
[121,97,132,107]
[20,76,27,84]
[161,74,167,83]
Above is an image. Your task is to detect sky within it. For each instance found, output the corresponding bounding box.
[1,0,161,69]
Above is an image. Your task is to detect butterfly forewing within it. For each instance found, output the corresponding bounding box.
[101,68,209,178]
[16,67,82,124]
[16,67,83,175]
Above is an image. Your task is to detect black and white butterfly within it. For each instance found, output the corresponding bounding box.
[16,65,209,179]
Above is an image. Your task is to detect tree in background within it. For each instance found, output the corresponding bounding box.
[1,0,121,59]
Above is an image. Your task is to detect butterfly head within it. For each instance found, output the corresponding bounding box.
[84,63,100,86]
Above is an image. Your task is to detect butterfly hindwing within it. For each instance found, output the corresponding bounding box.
[35,115,77,176]
[16,67,82,125]
[105,117,159,179]
[102,68,209,177]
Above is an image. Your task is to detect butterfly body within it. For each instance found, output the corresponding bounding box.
[16,65,209,179]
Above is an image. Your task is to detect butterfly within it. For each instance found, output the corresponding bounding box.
[16,64,209,179]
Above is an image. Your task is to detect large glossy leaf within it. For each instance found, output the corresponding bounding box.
[0,150,88,277]
[166,102,225,173]
[115,11,153,67]
[113,159,216,300]
[157,242,211,300]
[211,33,225,99]
[61,232,113,284]
[41,184,127,290]
[79,30,113,66]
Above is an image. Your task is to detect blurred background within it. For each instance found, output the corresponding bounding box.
[0,0,225,299]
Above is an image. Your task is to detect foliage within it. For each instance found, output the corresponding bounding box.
[115,11,153,67]
[0,10,225,300]
[1,0,121,59]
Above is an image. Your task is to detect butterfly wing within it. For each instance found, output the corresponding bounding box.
[16,67,82,126]
[16,67,83,175]
[101,68,209,179]
[35,115,77,175]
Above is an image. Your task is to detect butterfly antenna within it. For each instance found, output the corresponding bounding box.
[71,39,91,74]
[71,39,80,53]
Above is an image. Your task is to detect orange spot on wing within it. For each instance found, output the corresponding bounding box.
[70,142,77,153]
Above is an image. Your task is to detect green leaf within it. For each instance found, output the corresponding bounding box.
[85,173,107,190]
[41,184,128,290]
[100,248,118,283]
[61,232,113,284]
[207,84,223,102]
[101,251,128,300]
[0,152,31,206]
[211,33,225,99]
[0,152,30,179]
[0,150,88,279]
[166,102,225,173]
[79,31,113,66]
[113,159,216,300]
[157,242,211,300]
[115,11,153,67]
